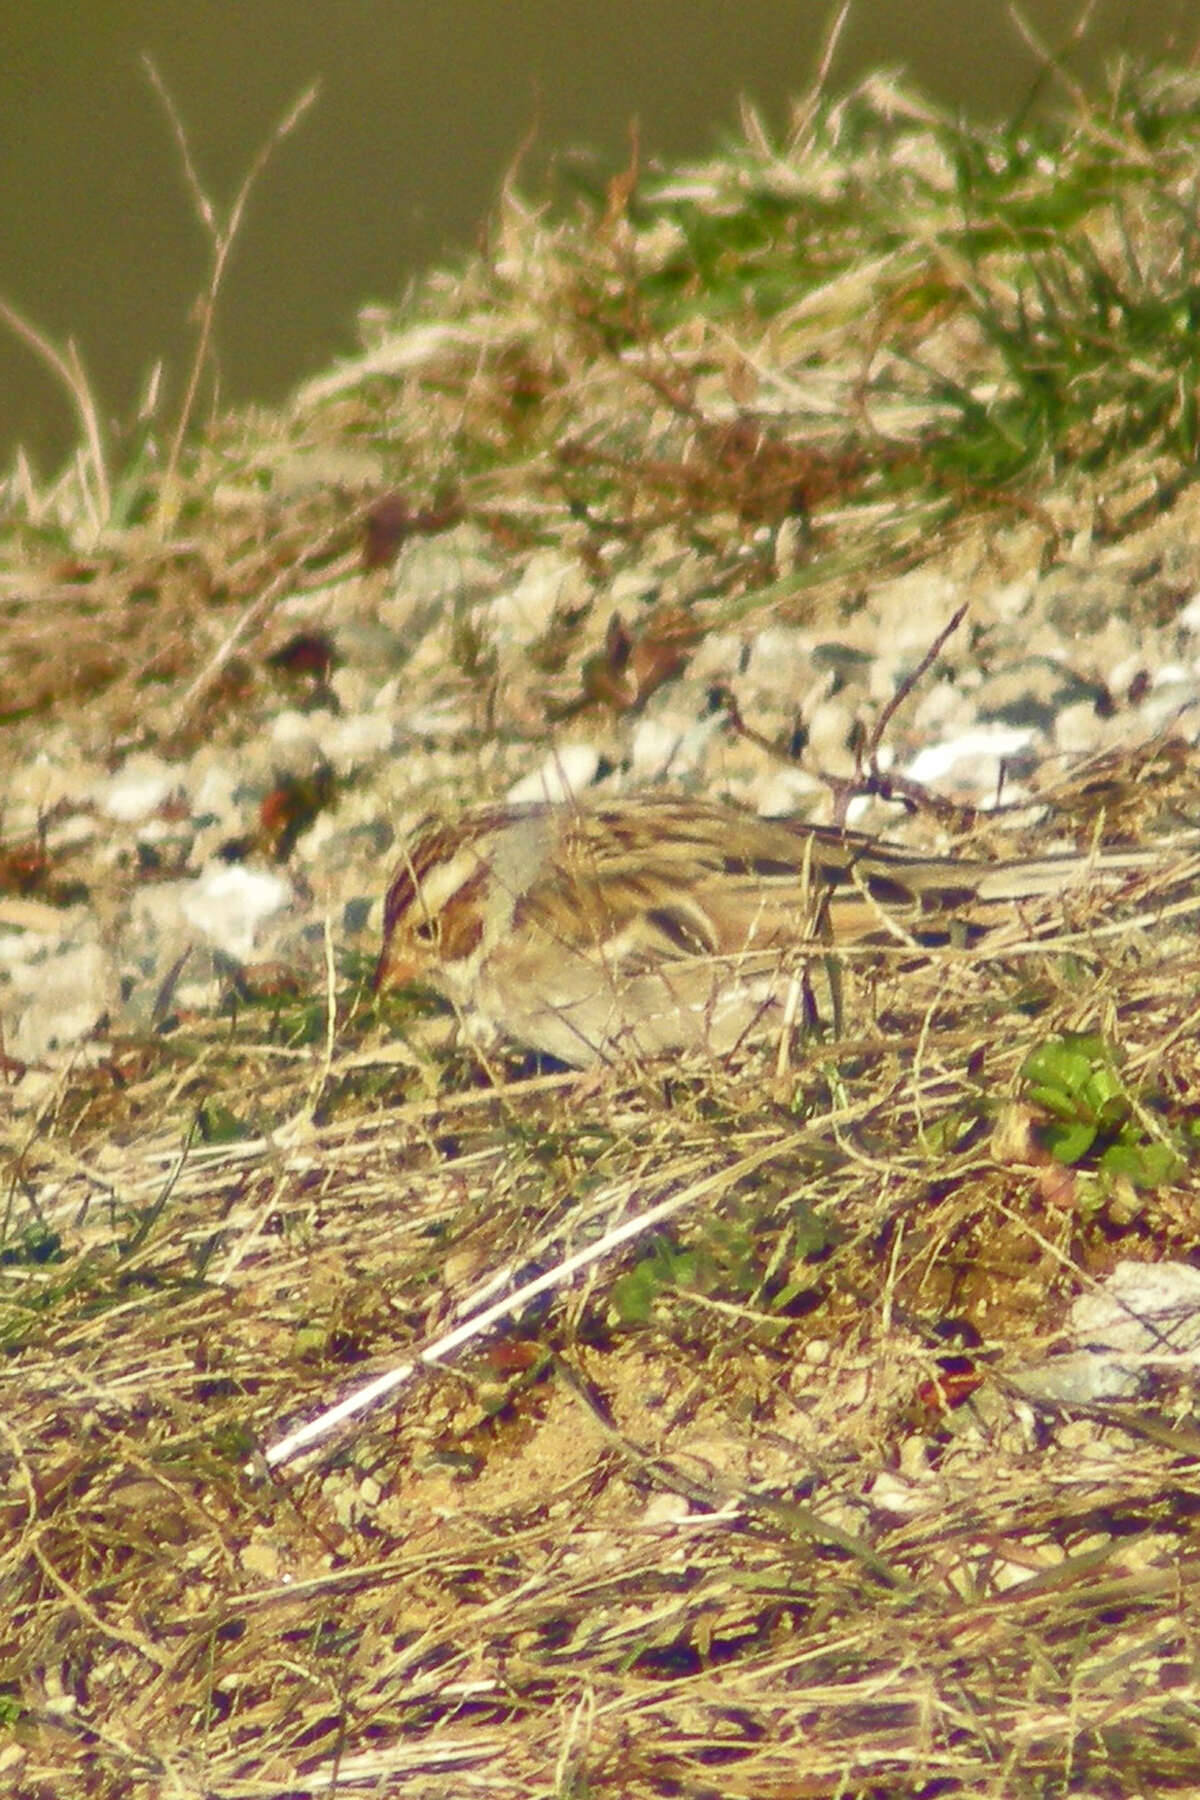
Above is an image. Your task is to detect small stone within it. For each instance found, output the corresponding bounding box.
[181,864,293,959]
[5,937,111,1060]
[507,744,601,803]
[489,552,590,647]
[904,723,1036,792]
[98,756,175,822]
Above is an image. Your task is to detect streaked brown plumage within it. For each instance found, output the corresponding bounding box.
[375,795,1180,1067]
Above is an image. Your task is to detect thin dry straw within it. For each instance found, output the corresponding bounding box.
[263,1131,823,1468]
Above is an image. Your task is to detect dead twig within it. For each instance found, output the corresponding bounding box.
[142,57,319,530]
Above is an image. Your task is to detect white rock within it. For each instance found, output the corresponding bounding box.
[1009,1349,1143,1406]
[744,626,809,678]
[640,1491,696,1527]
[904,723,1035,789]
[687,630,747,685]
[755,768,826,818]
[9,751,106,834]
[843,792,882,828]
[1010,1261,1200,1406]
[269,711,325,759]
[988,577,1035,621]
[863,1469,930,1518]
[6,939,111,1059]
[98,757,174,822]
[1073,1259,1200,1353]
[507,745,601,804]
[191,762,241,822]
[1138,677,1200,734]
[44,813,96,852]
[910,678,974,738]
[606,566,661,607]
[318,712,396,773]
[1054,701,1104,756]
[629,711,724,782]
[803,698,857,773]
[628,717,685,781]
[1152,661,1191,688]
[489,552,588,647]
[870,568,962,654]
[181,864,292,959]
[395,694,473,739]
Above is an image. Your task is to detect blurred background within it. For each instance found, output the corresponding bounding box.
[1,0,1194,472]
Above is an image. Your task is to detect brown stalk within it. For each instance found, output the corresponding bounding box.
[142,56,319,531]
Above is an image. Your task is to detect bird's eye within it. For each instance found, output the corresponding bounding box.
[413,919,437,942]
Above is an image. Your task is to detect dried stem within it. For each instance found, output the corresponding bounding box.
[0,298,111,532]
[142,57,319,530]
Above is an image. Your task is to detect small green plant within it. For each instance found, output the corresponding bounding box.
[1020,1032,1183,1188]
[0,1224,63,1267]
[612,1201,832,1328]
[196,1099,255,1145]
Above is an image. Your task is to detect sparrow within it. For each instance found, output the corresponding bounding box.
[375,794,1181,1067]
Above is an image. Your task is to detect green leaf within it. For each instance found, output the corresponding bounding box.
[1099,1139,1184,1189]
[1039,1119,1098,1165]
[1021,1033,1130,1128]
[197,1100,254,1144]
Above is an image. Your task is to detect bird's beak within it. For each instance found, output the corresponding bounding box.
[373,940,419,992]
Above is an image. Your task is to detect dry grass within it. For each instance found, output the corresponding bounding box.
[3,64,1200,1800]
[5,820,1200,1797]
